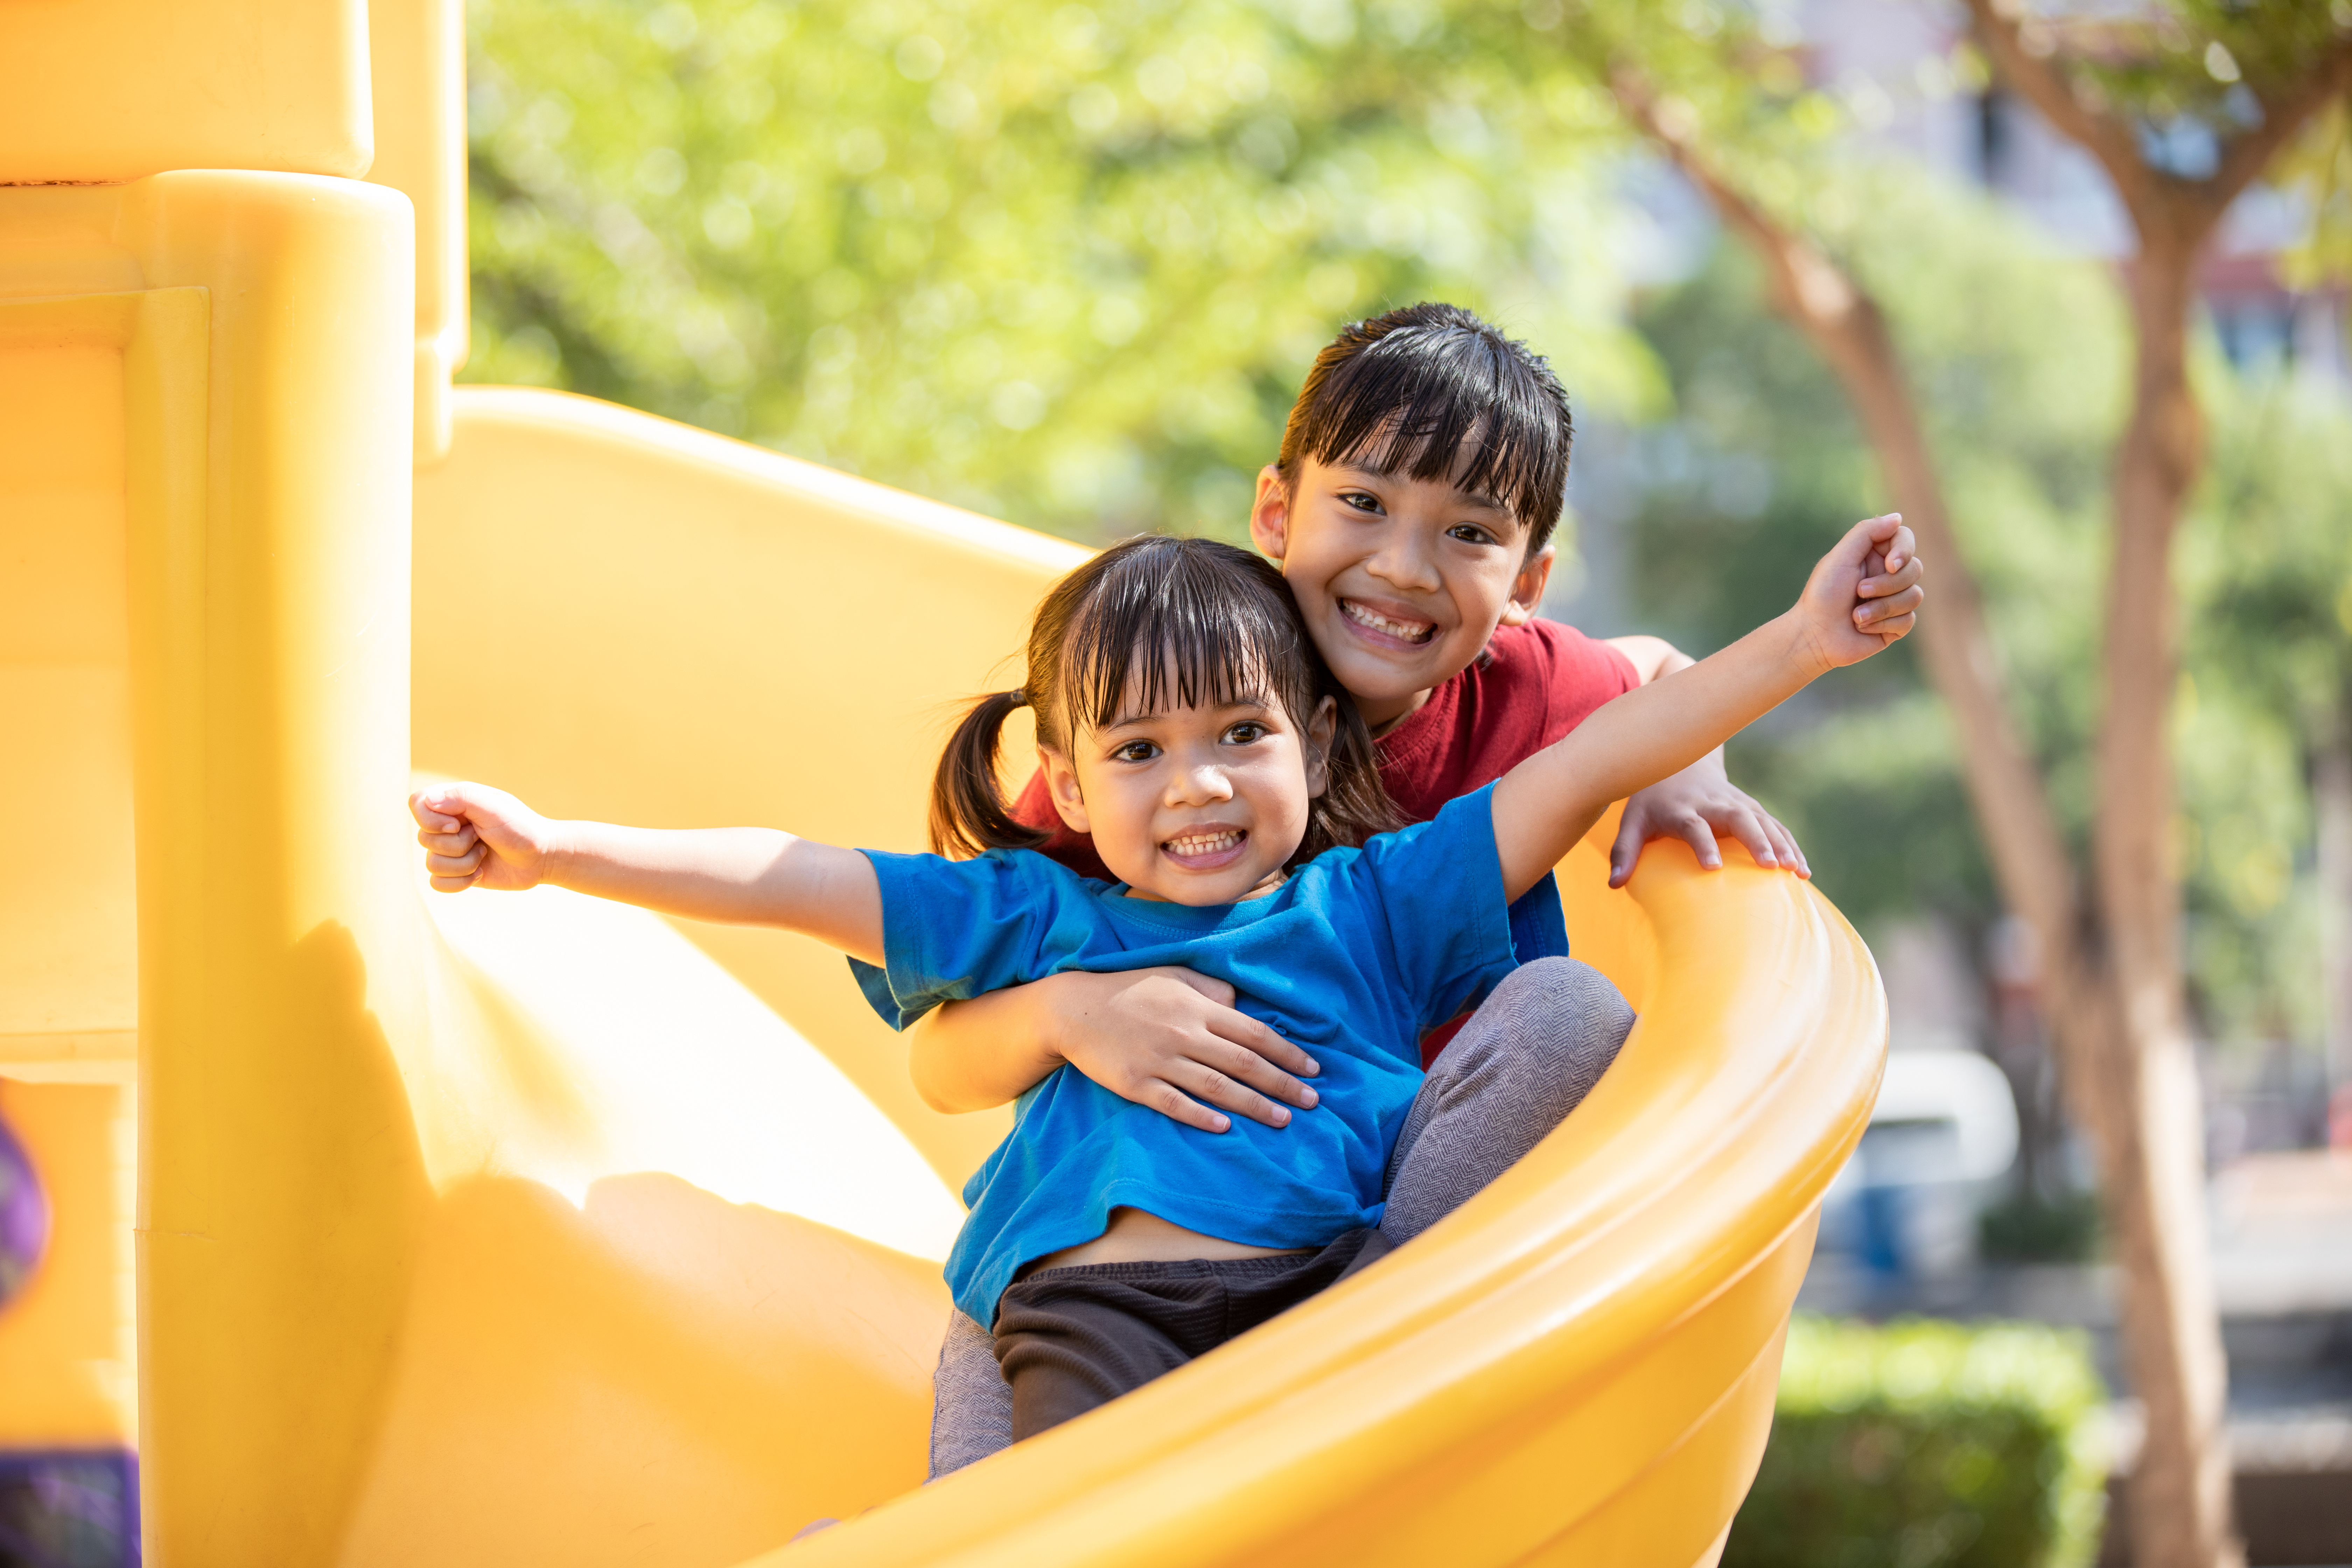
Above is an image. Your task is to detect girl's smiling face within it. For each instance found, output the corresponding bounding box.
[1038,685,1337,906]
[1250,454,1554,731]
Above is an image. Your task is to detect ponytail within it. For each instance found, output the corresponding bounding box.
[929,688,1050,859]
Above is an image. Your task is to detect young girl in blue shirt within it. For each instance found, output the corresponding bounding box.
[411,519,1919,1442]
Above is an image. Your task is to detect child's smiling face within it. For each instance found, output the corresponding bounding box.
[1250,454,1554,730]
[1038,684,1337,906]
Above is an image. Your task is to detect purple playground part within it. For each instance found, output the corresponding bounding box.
[0,1449,141,1567]
[0,1110,48,1311]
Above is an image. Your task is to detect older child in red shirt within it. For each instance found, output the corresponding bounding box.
[918,302,1921,1471]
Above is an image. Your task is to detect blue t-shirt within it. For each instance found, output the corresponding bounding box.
[852,786,1520,1326]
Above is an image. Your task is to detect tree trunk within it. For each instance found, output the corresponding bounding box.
[2318,725,2352,1113]
[1608,31,2352,1557]
[1788,232,2241,1568]
[1603,76,2089,989]
[1611,82,2245,1565]
[2074,224,2241,1568]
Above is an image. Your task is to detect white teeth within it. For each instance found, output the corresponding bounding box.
[1166,830,1242,856]
[1342,600,1436,644]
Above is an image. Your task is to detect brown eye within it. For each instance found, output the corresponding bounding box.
[1225,722,1268,745]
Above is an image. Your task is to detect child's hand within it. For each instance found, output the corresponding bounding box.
[1796,513,1923,671]
[409,783,561,892]
[1045,968,1321,1133]
[1611,769,1809,886]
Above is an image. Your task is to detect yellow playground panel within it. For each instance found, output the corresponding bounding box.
[0,2,1885,1565]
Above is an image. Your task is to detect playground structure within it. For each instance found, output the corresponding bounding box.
[0,1,1887,1564]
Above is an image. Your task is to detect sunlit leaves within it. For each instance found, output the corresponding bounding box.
[2057,0,2349,145]
[2276,99,2352,292]
[1624,167,2349,1050]
[462,0,1658,541]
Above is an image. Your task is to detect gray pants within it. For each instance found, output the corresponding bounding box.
[927,957,1635,1477]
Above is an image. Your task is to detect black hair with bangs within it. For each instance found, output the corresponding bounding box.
[931,535,1402,867]
[1277,302,1573,554]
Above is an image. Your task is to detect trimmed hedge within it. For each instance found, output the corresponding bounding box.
[1724,1316,2109,1568]
[1977,1193,2103,1264]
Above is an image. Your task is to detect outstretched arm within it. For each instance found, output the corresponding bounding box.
[409,783,884,965]
[1599,529,1920,885]
[1493,514,1921,900]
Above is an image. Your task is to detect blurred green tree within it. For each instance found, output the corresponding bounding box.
[1549,3,2352,1562]
[1619,179,2119,936]
[2182,384,2352,1076]
[1622,177,2352,1049]
[1624,191,2352,1208]
[461,0,1661,542]
[2277,97,2351,295]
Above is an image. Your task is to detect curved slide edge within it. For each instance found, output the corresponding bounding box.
[771,853,1882,1568]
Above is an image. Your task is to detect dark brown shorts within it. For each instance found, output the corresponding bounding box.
[990,1227,1392,1440]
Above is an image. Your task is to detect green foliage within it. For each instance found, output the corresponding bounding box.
[1546,0,1849,201]
[1547,0,2352,1062]
[2276,99,2352,292]
[1623,175,2124,932]
[1727,1317,2109,1568]
[2053,1,2349,152]
[1622,163,2352,1052]
[2176,380,2352,1044]
[462,0,1661,542]
[1556,0,2352,213]
[1976,1191,2103,1264]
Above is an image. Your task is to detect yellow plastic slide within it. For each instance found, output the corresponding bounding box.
[0,2,1886,1564]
